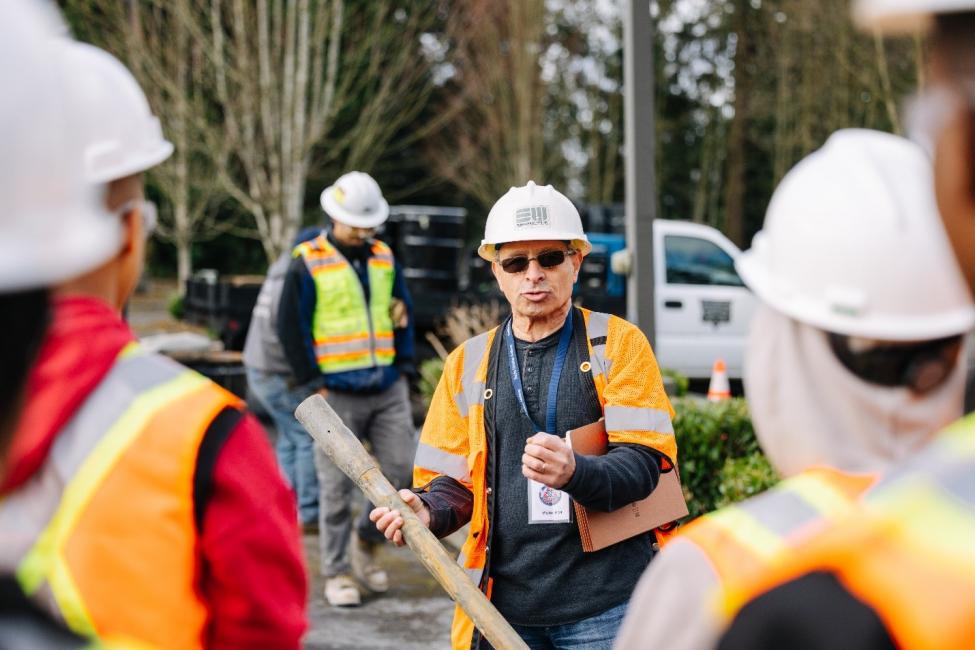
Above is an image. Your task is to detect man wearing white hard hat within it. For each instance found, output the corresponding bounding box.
[716,4,975,649]
[0,39,307,648]
[615,129,975,650]
[278,170,416,607]
[370,181,677,648]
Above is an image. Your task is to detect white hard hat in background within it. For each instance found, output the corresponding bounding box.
[478,181,592,261]
[0,0,121,292]
[60,42,174,184]
[736,128,975,341]
[854,0,975,32]
[320,171,390,229]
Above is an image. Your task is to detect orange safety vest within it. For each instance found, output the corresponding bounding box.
[0,344,241,648]
[721,415,975,650]
[413,308,678,649]
[676,466,875,591]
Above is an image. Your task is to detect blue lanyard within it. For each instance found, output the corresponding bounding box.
[504,308,574,434]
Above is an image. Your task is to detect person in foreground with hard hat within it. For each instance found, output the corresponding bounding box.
[277,171,416,607]
[715,5,975,649]
[0,4,108,646]
[369,181,678,649]
[615,129,975,650]
[0,39,308,648]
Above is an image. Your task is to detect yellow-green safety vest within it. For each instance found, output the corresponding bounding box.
[294,234,396,374]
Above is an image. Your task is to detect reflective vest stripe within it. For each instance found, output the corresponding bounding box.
[704,508,789,563]
[586,311,613,382]
[17,361,209,634]
[414,442,471,483]
[455,550,484,588]
[452,331,489,418]
[604,405,674,435]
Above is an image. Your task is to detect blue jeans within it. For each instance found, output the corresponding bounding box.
[246,368,319,524]
[506,602,628,650]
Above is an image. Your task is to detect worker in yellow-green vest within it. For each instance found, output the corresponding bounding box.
[277,170,417,607]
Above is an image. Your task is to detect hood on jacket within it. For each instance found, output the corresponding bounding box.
[1,295,133,492]
[744,303,966,478]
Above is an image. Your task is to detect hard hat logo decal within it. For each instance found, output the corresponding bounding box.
[515,206,550,228]
[333,187,346,205]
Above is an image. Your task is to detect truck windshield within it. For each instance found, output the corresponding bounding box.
[664,235,745,287]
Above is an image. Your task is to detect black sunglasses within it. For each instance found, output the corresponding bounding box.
[498,249,575,274]
[827,332,963,394]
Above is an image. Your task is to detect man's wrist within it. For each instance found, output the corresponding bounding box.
[561,452,588,493]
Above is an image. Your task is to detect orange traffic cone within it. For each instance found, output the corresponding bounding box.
[707,359,731,402]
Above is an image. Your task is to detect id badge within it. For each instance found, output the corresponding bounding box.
[528,479,572,524]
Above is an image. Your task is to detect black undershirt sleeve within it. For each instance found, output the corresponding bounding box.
[718,571,896,650]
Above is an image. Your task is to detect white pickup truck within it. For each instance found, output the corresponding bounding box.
[651,220,757,380]
[595,220,757,380]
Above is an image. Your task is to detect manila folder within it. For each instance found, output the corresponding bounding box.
[568,419,688,553]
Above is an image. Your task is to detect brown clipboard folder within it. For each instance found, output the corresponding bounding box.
[568,419,688,553]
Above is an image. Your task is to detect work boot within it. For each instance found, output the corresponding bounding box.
[351,532,389,593]
[324,574,361,607]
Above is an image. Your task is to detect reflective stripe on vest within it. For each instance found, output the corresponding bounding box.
[681,468,873,585]
[296,235,396,374]
[0,345,236,647]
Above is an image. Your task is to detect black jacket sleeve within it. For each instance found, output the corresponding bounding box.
[276,257,321,387]
[561,443,662,512]
[414,476,474,539]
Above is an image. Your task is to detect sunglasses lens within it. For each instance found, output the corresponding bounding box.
[500,256,529,273]
[537,250,566,268]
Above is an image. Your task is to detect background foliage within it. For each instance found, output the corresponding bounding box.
[672,397,778,517]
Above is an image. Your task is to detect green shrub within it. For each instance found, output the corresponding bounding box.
[673,397,779,518]
[661,368,689,397]
[715,453,779,510]
[168,294,184,320]
[418,357,445,408]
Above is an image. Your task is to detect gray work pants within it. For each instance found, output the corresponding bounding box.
[315,376,416,577]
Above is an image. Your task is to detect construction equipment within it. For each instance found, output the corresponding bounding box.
[294,394,528,650]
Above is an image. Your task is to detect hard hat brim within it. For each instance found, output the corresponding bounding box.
[87,141,174,185]
[477,235,592,261]
[321,185,389,229]
[737,247,975,340]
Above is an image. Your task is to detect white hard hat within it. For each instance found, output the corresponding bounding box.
[0,1,121,292]
[61,42,174,184]
[320,171,390,229]
[854,0,975,32]
[478,181,592,261]
[737,129,975,341]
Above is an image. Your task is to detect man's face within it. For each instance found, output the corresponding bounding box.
[491,240,582,321]
[331,219,376,247]
[930,47,975,296]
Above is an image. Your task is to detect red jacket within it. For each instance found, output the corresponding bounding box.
[2,296,308,648]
